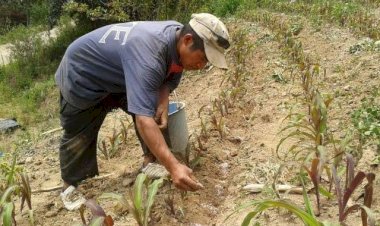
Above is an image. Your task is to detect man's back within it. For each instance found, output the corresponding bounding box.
[56,21,183,112]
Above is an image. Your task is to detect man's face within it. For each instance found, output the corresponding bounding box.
[181,48,208,70]
[178,34,208,70]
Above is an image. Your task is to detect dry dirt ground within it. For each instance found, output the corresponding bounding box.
[9,15,380,226]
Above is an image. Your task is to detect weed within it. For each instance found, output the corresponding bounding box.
[351,95,380,156]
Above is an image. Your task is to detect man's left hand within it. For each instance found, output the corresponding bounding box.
[154,103,168,129]
[154,85,170,129]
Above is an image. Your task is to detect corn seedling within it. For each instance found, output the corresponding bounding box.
[276,90,333,161]
[98,140,109,160]
[79,199,114,226]
[184,135,202,169]
[212,98,223,117]
[227,28,253,88]
[331,154,376,225]
[303,157,327,216]
[210,114,226,139]
[1,185,17,225]
[119,119,133,144]
[164,187,176,215]
[225,176,326,226]
[198,105,209,140]
[108,128,121,157]
[0,154,33,226]
[100,173,163,226]
[229,86,247,103]
[98,129,122,160]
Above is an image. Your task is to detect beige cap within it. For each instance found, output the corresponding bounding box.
[189,13,230,69]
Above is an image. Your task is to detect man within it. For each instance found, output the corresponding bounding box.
[56,13,230,210]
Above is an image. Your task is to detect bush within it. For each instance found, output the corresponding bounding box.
[0,16,88,125]
[30,0,50,26]
[207,0,243,17]
[0,0,50,35]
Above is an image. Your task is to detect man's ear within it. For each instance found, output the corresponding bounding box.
[182,34,193,47]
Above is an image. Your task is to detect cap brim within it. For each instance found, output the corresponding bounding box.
[204,42,228,69]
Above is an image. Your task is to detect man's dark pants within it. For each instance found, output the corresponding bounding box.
[59,93,149,186]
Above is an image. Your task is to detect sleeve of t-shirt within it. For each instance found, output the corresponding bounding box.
[120,36,166,117]
[165,72,183,92]
[122,59,163,117]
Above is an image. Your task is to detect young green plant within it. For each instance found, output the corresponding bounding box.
[100,173,164,226]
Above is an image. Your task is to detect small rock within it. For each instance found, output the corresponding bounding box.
[227,136,243,144]
[230,150,238,157]
[220,162,229,169]
[215,184,224,196]
[122,177,134,187]
[344,85,350,91]
[25,157,33,163]
[219,163,229,177]
[45,210,58,218]
[0,119,20,132]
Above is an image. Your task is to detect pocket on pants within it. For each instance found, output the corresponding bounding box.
[60,96,84,116]
[60,95,68,114]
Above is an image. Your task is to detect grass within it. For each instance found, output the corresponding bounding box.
[0,78,59,126]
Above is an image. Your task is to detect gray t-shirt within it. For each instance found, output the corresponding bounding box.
[55,21,184,117]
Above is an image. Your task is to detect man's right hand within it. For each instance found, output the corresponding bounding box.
[168,162,204,191]
[135,115,203,192]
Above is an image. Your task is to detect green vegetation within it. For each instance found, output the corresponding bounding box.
[0,154,33,225]
[0,0,50,36]
[0,16,94,125]
[100,173,164,226]
[98,119,134,160]
[352,89,380,163]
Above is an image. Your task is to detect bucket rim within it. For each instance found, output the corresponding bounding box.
[168,101,186,115]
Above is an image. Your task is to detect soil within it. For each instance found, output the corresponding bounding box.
[7,14,380,226]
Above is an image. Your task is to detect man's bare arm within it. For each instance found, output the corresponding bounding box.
[135,115,201,191]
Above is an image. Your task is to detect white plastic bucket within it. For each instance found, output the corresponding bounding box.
[162,102,189,157]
